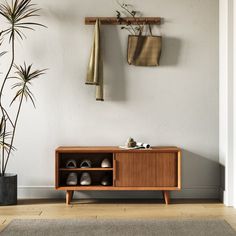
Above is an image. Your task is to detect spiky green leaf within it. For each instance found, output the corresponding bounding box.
[0,0,46,41]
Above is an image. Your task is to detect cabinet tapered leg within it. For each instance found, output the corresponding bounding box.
[163,191,170,205]
[66,190,73,205]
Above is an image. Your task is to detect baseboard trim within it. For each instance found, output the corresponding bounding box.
[18,186,220,199]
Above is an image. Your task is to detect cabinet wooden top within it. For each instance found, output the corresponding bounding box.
[56,146,181,153]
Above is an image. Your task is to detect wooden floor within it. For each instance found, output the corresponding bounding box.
[1,199,236,232]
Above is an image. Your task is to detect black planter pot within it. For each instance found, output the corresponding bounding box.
[0,174,17,205]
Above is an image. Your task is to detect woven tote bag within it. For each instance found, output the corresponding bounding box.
[127,25,162,66]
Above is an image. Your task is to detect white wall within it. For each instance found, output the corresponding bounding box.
[219,0,233,205]
[1,0,219,199]
[219,0,236,206]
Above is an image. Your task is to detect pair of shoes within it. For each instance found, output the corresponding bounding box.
[66,159,92,169]
[66,172,92,186]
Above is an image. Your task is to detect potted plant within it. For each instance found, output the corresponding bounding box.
[116,2,162,66]
[0,0,46,205]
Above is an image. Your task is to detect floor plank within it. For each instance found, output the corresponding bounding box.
[0,199,236,231]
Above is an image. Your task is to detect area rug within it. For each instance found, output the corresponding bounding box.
[0,219,235,236]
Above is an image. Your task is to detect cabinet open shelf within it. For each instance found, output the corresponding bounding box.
[59,168,113,171]
[57,186,180,191]
[57,186,116,191]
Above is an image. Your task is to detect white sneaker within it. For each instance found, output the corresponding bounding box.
[66,173,78,186]
[101,158,111,168]
[80,160,92,168]
[66,159,77,168]
[80,172,92,186]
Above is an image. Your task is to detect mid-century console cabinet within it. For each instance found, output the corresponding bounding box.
[55,146,181,205]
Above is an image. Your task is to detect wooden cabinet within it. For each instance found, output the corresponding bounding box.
[55,146,181,205]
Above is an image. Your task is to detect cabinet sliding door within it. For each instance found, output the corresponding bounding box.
[115,153,156,187]
[115,152,178,187]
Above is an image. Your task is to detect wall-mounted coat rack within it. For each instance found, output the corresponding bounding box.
[85,17,161,25]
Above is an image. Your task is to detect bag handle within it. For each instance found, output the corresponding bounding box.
[138,24,145,36]
[138,23,153,36]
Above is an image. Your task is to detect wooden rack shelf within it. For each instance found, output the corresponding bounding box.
[59,168,113,171]
[85,17,161,25]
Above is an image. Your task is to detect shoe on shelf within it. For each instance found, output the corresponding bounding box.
[101,174,111,186]
[80,172,92,186]
[66,172,78,186]
[80,160,92,168]
[66,159,77,168]
[101,158,111,168]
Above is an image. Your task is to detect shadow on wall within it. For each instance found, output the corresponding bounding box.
[101,34,182,100]
[181,150,220,198]
[101,35,181,100]
[160,37,182,66]
[102,26,127,102]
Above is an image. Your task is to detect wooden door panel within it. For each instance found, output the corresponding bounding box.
[115,153,156,187]
[155,153,177,187]
[115,152,178,187]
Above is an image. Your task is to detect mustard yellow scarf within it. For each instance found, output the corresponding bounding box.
[86,19,103,101]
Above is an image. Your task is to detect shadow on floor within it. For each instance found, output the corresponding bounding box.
[17,198,221,206]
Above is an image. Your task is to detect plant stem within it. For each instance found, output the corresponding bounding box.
[127,23,136,35]
[0,31,15,176]
[118,3,142,35]
[2,106,14,128]
[1,114,6,176]
[0,32,15,127]
[3,84,25,175]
